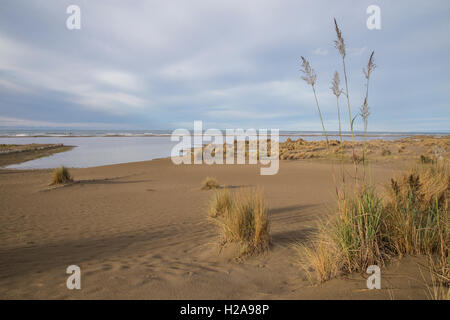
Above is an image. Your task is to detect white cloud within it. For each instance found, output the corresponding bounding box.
[93,70,141,91]
[206,108,296,120]
[0,34,148,115]
[0,116,128,128]
[313,48,328,56]
[348,47,367,56]
[159,45,255,81]
[0,78,30,93]
[75,91,147,115]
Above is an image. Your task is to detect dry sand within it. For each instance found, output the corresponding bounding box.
[0,158,433,299]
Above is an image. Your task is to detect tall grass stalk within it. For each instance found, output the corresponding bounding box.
[360,51,376,170]
[331,71,346,189]
[334,18,358,186]
[334,19,353,141]
[300,56,329,146]
[331,71,343,144]
[300,56,339,198]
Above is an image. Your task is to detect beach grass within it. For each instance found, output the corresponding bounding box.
[384,163,449,257]
[298,162,449,284]
[201,176,220,190]
[51,166,72,185]
[209,188,233,218]
[296,19,448,294]
[211,187,270,256]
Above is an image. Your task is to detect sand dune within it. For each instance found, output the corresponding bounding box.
[0,159,432,299]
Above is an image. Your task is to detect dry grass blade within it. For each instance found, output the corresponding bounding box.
[334,18,346,58]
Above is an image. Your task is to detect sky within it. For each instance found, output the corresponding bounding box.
[0,0,449,132]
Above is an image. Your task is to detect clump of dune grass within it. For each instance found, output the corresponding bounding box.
[212,188,270,256]
[384,163,449,257]
[420,254,450,300]
[209,188,233,218]
[298,187,386,283]
[296,224,341,283]
[51,166,72,185]
[332,187,386,273]
[299,163,449,284]
[201,176,220,190]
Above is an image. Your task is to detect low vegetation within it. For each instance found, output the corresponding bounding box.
[210,188,270,256]
[51,166,73,185]
[201,176,220,190]
[298,163,449,285]
[420,154,433,164]
[296,18,448,300]
[209,188,233,218]
[278,136,448,162]
[384,164,448,257]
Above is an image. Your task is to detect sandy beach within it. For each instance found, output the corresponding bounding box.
[0,156,435,299]
[1,1,449,306]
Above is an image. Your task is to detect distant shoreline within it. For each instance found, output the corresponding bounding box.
[0,143,74,167]
[0,133,449,138]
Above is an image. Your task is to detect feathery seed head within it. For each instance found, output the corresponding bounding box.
[360,97,370,129]
[300,56,317,87]
[363,51,376,80]
[334,18,346,58]
[331,71,342,97]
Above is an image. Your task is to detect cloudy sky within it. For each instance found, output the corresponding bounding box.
[0,0,449,131]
